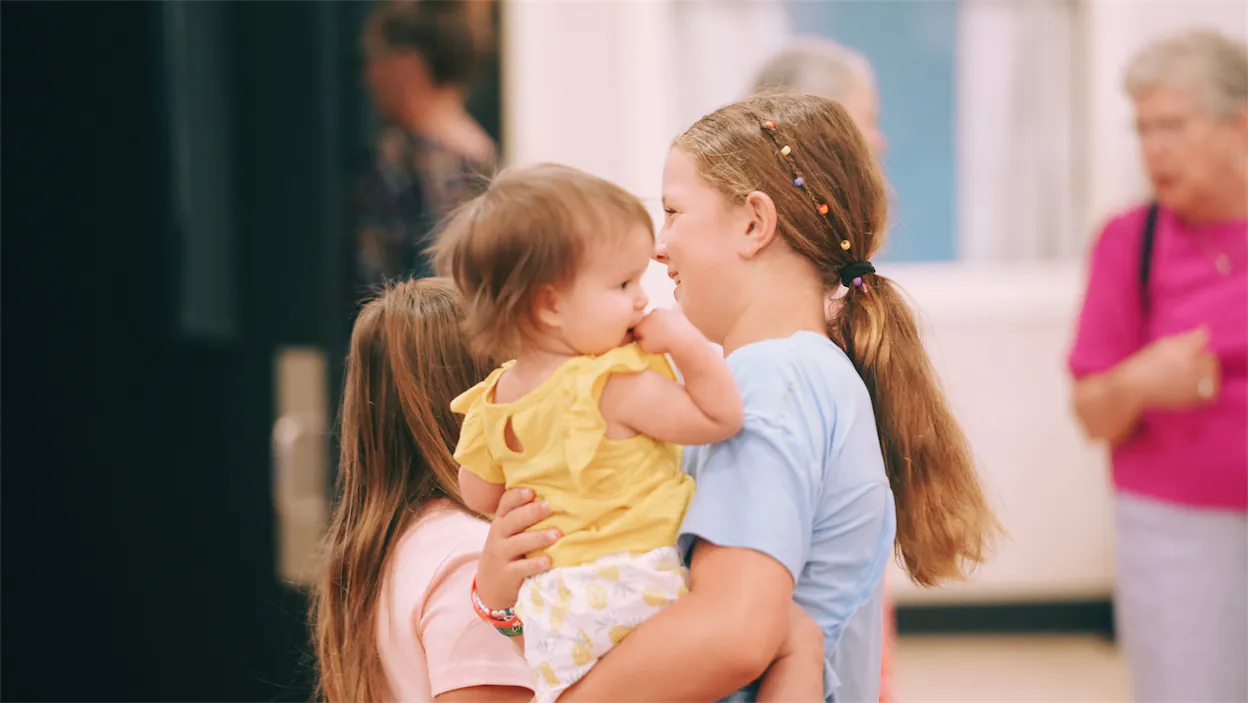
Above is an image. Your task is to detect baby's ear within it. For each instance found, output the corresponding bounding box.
[531,284,563,330]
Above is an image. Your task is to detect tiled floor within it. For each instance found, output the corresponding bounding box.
[893,634,1131,702]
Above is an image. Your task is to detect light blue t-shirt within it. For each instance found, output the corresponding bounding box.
[678,331,897,703]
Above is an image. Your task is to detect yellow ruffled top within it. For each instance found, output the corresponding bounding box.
[451,344,695,569]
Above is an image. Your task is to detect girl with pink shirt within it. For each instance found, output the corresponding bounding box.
[312,278,550,703]
[1069,30,1247,703]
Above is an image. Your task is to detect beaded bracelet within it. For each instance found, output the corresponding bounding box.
[471,577,524,637]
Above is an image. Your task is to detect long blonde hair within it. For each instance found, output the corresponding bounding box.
[312,278,493,702]
[675,94,1000,586]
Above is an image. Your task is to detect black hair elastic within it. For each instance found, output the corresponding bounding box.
[838,261,876,289]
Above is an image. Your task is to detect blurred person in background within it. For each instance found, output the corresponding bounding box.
[752,38,887,159]
[354,0,496,303]
[1068,29,1247,703]
[751,38,897,703]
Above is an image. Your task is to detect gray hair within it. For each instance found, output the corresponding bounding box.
[751,38,874,102]
[1124,29,1248,119]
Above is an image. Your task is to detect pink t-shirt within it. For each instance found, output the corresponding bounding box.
[376,500,534,701]
[1068,204,1248,511]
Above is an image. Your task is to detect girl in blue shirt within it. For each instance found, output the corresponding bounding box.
[472,93,1000,702]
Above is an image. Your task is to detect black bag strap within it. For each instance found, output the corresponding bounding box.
[1139,202,1160,310]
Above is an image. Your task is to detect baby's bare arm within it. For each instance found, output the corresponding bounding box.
[618,309,743,444]
[459,466,506,516]
[601,362,742,446]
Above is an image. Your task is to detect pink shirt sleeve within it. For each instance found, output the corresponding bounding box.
[418,545,534,697]
[1068,210,1147,378]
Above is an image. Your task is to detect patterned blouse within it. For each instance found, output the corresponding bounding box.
[352,126,493,298]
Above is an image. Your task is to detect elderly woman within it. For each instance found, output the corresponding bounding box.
[750,38,898,703]
[1068,30,1247,703]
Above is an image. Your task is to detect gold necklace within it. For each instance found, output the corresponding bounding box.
[1193,228,1246,276]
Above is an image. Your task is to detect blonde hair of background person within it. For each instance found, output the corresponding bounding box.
[472,94,1001,703]
[312,279,544,703]
[752,38,887,158]
[1068,29,1247,703]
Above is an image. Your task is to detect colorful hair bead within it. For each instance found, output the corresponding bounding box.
[759,118,847,232]
[840,240,852,251]
[852,277,863,287]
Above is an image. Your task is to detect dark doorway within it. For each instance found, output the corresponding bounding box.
[1,2,370,700]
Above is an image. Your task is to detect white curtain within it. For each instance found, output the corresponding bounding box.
[501,0,678,199]
[670,0,792,131]
[957,0,1082,262]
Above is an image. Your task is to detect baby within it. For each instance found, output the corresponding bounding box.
[434,163,743,701]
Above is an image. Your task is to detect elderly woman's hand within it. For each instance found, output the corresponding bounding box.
[475,488,558,610]
[1125,327,1221,408]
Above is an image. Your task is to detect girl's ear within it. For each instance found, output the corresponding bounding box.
[740,190,779,259]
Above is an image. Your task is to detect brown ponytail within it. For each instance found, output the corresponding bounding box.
[676,92,1000,586]
[829,278,997,585]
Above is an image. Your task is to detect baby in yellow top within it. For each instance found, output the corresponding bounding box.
[435,163,743,701]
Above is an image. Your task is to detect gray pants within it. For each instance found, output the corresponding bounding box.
[1115,492,1248,703]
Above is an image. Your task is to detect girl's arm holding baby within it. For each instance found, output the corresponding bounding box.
[757,601,827,702]
[600,309,743,445]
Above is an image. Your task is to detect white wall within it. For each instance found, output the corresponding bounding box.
[881,264,1113,604]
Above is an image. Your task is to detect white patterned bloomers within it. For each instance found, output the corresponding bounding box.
[513,546,689,702]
